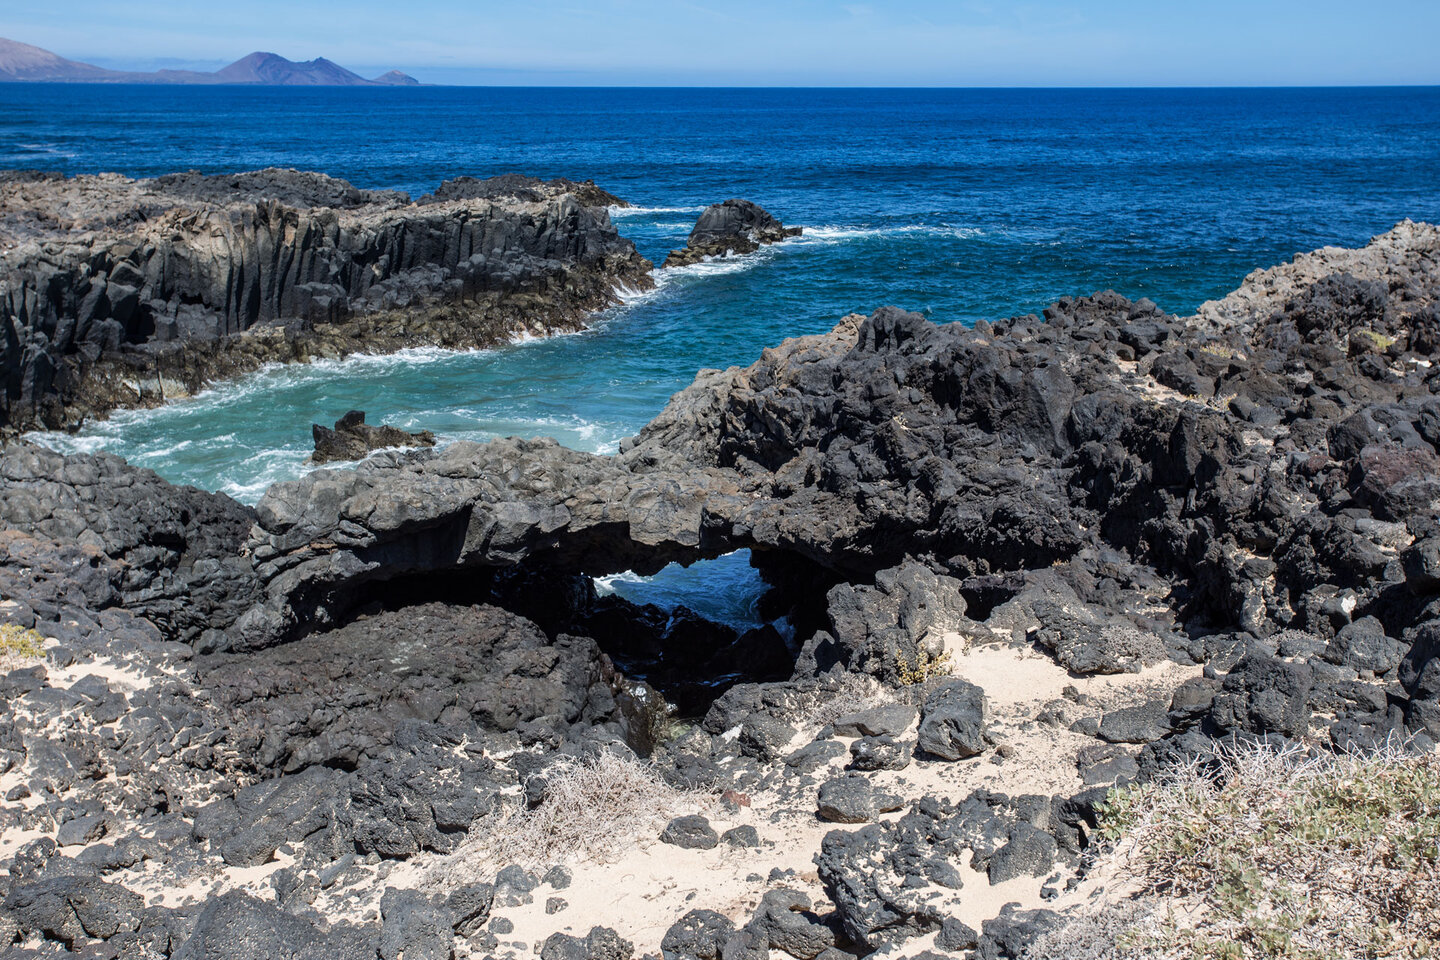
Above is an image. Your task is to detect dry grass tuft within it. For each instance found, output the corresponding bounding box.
[1023,902,1163,960]
[1035,738,1440,959]
[0,623,47,672]
[429,750,701,883]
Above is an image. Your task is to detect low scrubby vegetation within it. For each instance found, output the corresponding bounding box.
[895,644,954,685]
[1028,740,1440,960]
[0,623,46,672]
[432,750,699,880]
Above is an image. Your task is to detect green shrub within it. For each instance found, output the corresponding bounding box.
[896,644,953,685]
[0,623,47,671]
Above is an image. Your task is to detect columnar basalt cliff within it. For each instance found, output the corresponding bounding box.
[0,169,652,432]
[1,222,1438,960]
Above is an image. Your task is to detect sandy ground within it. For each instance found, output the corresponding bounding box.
[1,636,1196,955]
[330,641,1197,955]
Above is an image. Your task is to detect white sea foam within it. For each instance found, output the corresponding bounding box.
[298,345,485,376]
[221,447,311,503]
[444,412,627,455]
[798,224,987,243]
[593,570,647,594]
[591,550,769,627]
[612,278,667,306]
[13,142,78,160]
[641,223,988,282]
[21,430,113,456]
[661,250,775,279]
[142,439,195,459]
[608,204,706,217]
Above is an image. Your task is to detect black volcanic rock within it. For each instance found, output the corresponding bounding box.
[0,442,262,646]
[0,168,651,431]
[149,167,408,208]
[662,199,801,267]
[311,410,436,464]
[198,602,628,772]
[419,173,628,209]
[2,222,1440,959]
[230,223,1440,678]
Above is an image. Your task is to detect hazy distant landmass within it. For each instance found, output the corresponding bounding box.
[0,37,419,85]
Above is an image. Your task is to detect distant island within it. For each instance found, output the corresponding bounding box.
[0,37,419,85]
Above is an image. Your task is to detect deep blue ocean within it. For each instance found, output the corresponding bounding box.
[6,84,1440,622]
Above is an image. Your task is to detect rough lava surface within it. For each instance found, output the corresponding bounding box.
[1,219,1439,959]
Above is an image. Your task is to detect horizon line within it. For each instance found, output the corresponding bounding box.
[4,81,1440,90]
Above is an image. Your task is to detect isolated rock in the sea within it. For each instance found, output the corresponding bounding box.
[0,167,652,432]
[311,409,436,463]
[662,199,801,267]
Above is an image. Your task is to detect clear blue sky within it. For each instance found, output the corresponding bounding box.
[8,0,1439,86]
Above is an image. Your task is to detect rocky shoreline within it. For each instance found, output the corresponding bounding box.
[0,219,1438,958]
[0,169,652,434]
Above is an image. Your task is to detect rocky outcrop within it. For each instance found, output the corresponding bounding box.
[417,173,628,210]
[0,168,652,432]
[5,223,1440,960]
[0,443,262,646]
[661,199,801,268]
[310,410,436,464]
[230,221,1440,749]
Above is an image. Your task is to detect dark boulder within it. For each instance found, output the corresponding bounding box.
[1209,654,1314,738]
[2,876,144,948]
[662,909,736,960]
[311,410,436,464]
[916,679,989,760]
[747,888,836,959]
[831,703,918,738]
[817,775,903,823]
[541,927,635,960]
[849,735,913,771]
[379,887,454,960]
[1096,697,1174,744]
[986,823,1058,884]
[171,891,374,960]
[661,815,720,850]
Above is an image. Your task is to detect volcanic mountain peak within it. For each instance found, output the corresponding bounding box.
[0,38,419,85]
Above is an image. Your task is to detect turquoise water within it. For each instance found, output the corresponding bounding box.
[7,85,1440,621]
